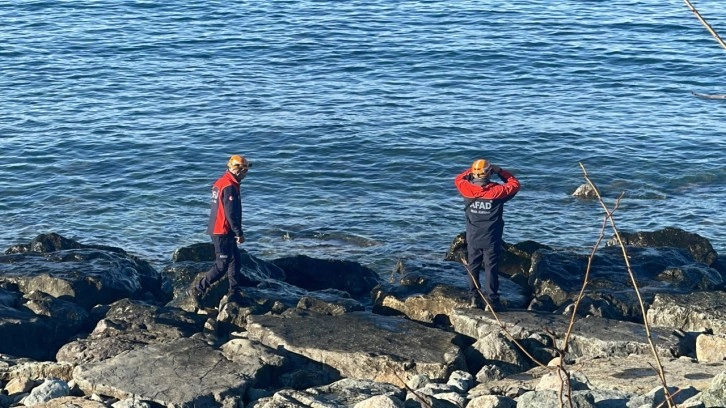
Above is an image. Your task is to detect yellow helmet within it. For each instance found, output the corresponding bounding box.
[471,159,492,178]
[227,155,250,171]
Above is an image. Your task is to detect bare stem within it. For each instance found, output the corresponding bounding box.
[684,0,726,49]
[578,162,675,408]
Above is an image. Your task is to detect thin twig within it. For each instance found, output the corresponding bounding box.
[578,162,675,408]
[393,372,435,408]
[460,256,549,369]
[684,0,726,49]
[561,192,624,351]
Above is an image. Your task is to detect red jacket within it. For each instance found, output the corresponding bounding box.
[206,171,243,237]
[455,168,520,245]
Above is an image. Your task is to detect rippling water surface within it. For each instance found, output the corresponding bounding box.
[1,0,725,272]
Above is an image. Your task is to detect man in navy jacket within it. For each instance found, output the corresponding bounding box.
[455,159,520,310]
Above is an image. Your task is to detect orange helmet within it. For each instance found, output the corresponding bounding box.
[471,159,492,178]
[227,155,250,171]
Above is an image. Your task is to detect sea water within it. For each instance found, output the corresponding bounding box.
[1,0,725,273]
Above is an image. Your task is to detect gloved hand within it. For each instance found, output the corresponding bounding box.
[490,164,501,174]
[236,235,245,244]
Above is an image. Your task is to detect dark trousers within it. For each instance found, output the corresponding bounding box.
[197,234,242,292]
[466,242,501,300]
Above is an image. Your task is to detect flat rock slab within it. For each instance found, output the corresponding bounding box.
[449,309,679,359]
[73,337,257,407]
[246,310,468,386]
[473,355,726,397]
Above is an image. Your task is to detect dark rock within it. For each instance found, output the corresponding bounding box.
[5,233,85,254]
[610,227,718,266]
[0,288,91,360]
[171,242,216,262]
[528,246,724,322]
[164,247,286,308]
[444,232,552,277]
[56,298,206,365]
[444,233,549,279]
[0,234,166,310]
[371,258,529,323]
[5,234,167,303]
[296,294,365,316]
[271,255,379,297]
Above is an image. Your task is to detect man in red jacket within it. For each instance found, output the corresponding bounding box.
[455,159,520,311]
[189,154,250,303]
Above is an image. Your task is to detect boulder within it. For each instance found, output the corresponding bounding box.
[528,246,723,322]
[371,258,529,323]
[56,298,206,365]
[0,239,165,310]
[610,227,719,266]
[0,287,90,360]
[647,292,726,335]
[701,371,726,407]
[72,337,271,407]
[271,255,380,297]
[444,233,549,279]
[448,309,679,360]
[164,246,286,305]
[0,355,74,383]
[247,310,468,386]
[696,334,726,363]
[249,378,405,408]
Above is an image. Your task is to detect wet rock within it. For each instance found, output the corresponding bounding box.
[444,233,549,280]
[164,247,286,306]
[371,258,529,323]
[271,255,379,297]
[0,246,164,310]
[528,246,723,322]
[611,227,719,267]
[572,183,598,199]
[56,298,206,365]
[247,310,468,386]
[171,242,216,262]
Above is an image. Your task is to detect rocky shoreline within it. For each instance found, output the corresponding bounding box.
[1,228,726,407]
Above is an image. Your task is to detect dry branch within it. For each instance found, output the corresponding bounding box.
[578,162,676,408]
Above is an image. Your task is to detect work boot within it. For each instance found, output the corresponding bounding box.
[469,295,484,309]
[226,289,243,303]
[186,287,203,304]
[485,297,506,313]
